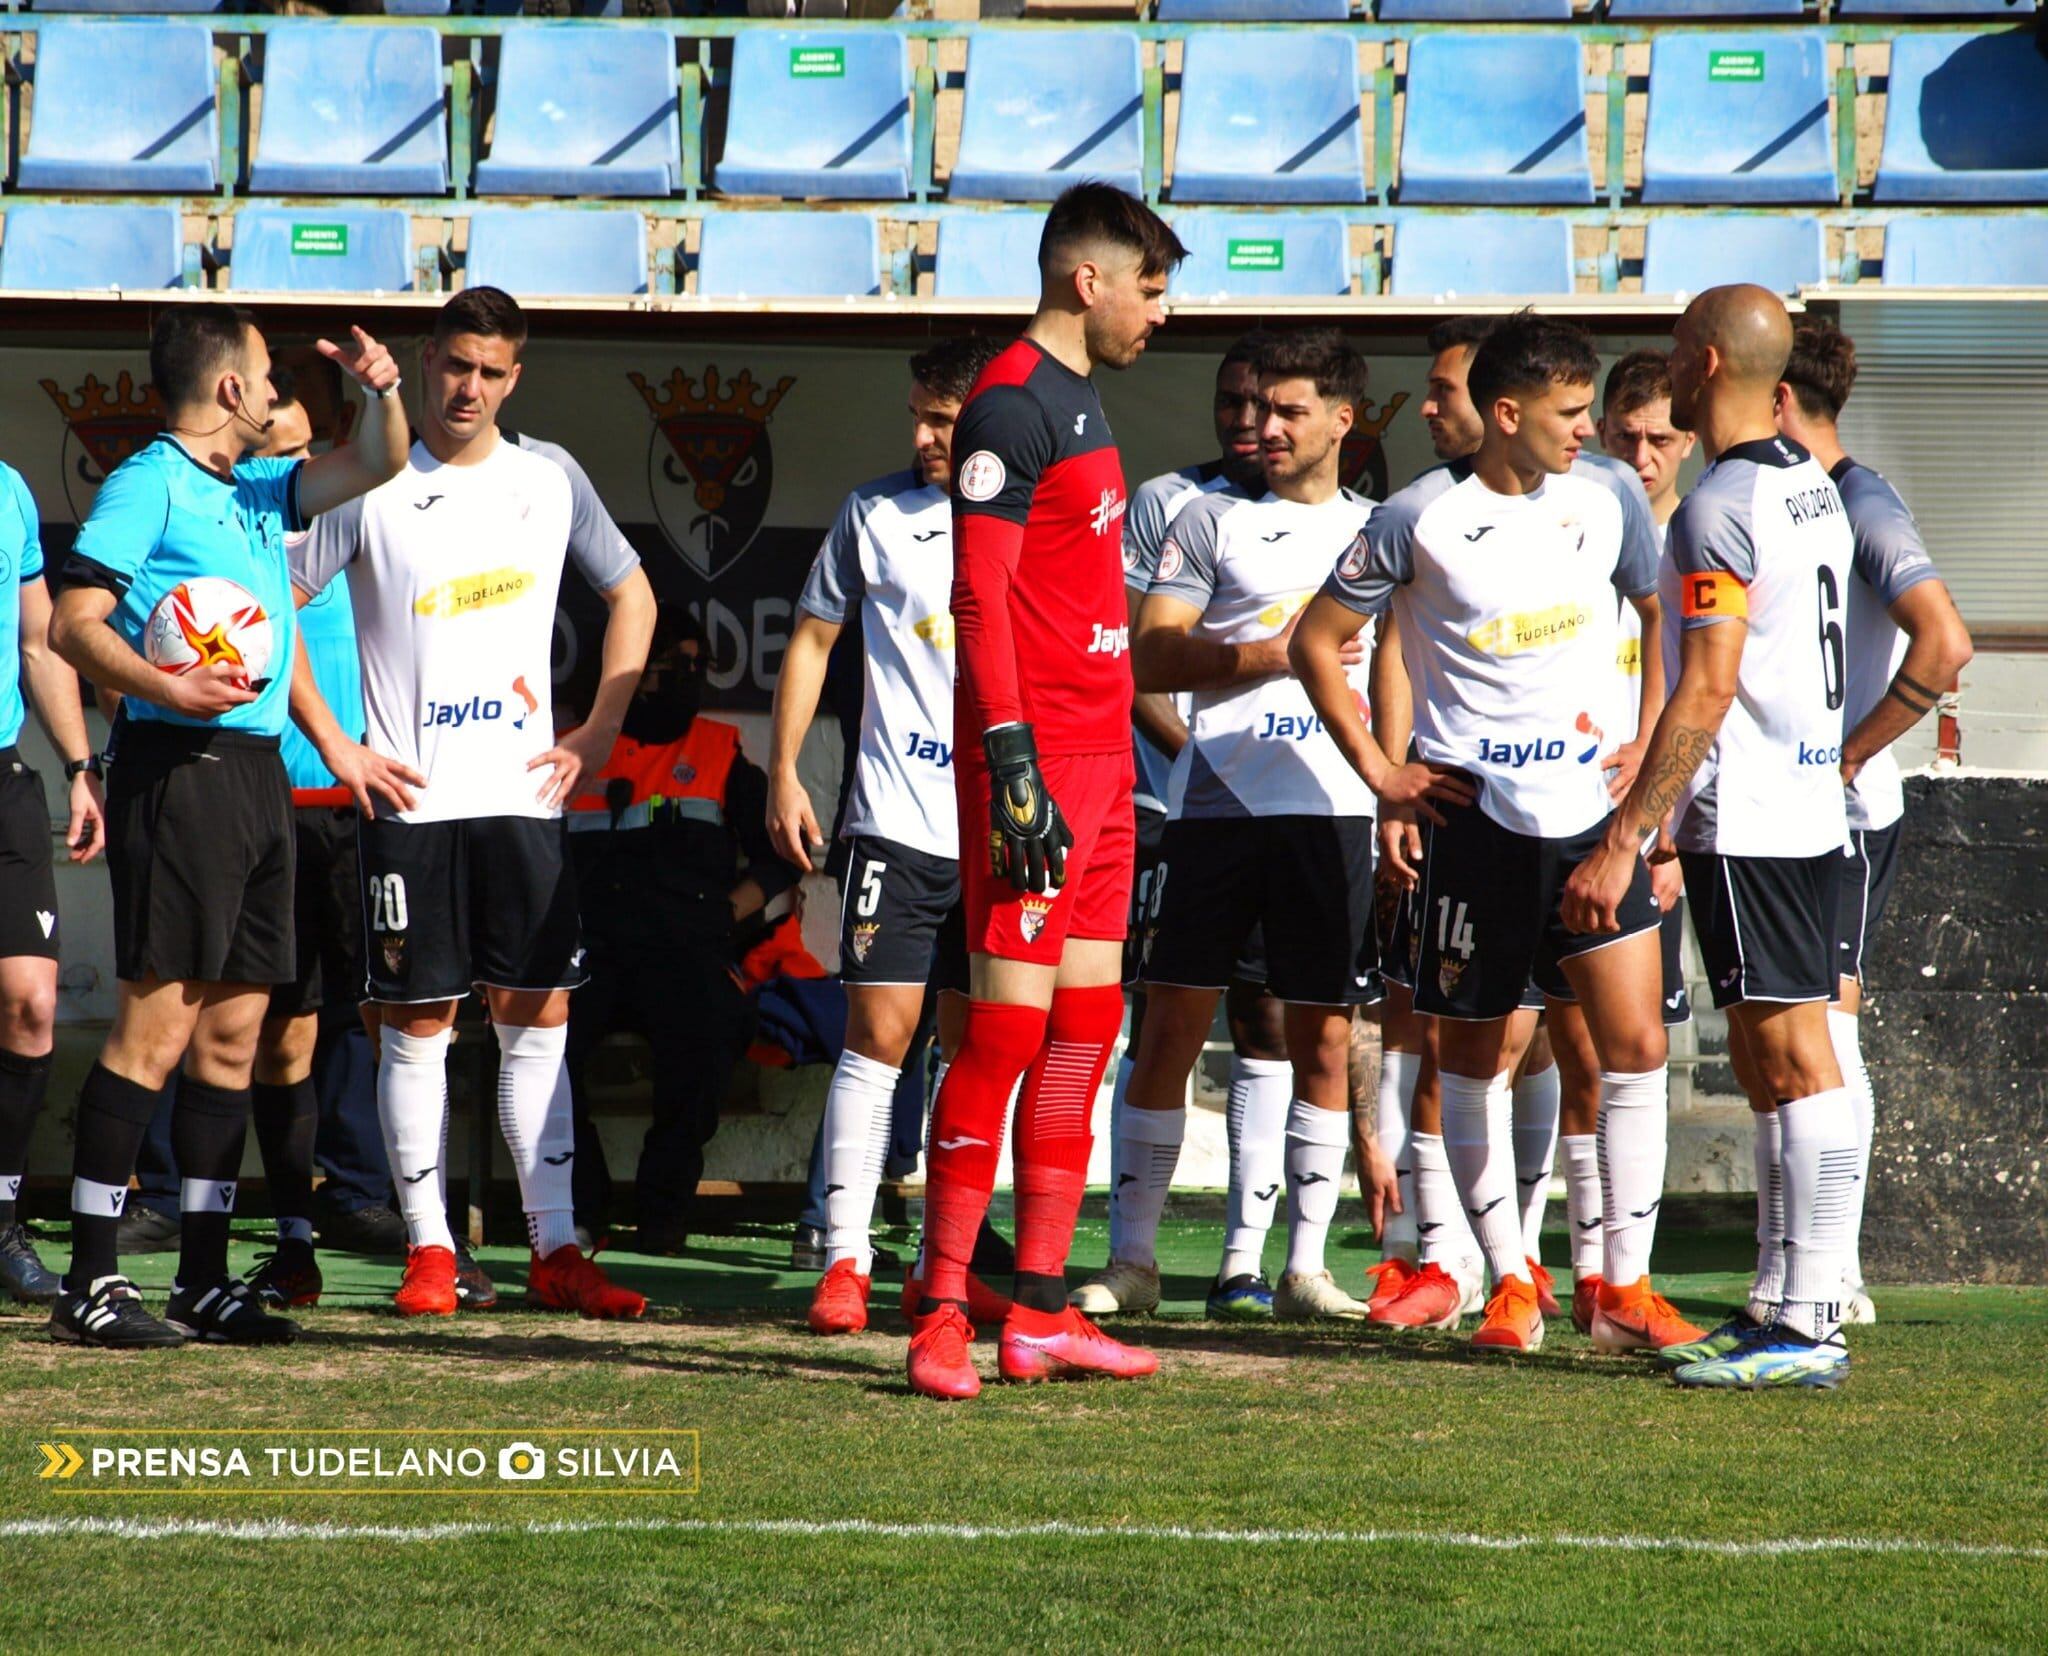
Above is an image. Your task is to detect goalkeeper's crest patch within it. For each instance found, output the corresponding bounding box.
[1020,896,1055,944]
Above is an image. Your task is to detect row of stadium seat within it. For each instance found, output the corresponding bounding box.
[7,202,2040,295]
[14,21,2048,205]
[5,0,2041,15]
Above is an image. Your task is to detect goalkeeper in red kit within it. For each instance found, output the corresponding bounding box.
[906,183,1185,1401]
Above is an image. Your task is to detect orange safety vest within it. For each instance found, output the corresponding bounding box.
[564,718,742,833]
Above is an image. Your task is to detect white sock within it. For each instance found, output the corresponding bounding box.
[822,1050,900,1273]
[1441,1070,1524,1286]
[494,1022,577,1259]
[1777,1087,1858,1342]
[1105,1054,1135,1259]
[1560,1132,1603,1277]
[378,1026,454,1253]
[1376,1051,1421,1261]
[1597,1067,1669,1287]
[1282,1099,1347,1278]
[1749,1108,1785,1322]
[1512,1064,1561,1265]
[1223,1055,1291,1281]
[1411,1131,1480,1277]
[1112,1105,1185,1270]
[1828,1009,1874,1295]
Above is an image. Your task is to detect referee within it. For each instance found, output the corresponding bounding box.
[47,304,417,1349]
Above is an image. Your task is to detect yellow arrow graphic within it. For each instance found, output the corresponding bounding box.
[37,1442,83,1479]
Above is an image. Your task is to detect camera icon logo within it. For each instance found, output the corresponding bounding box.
[498,1442,546,1481]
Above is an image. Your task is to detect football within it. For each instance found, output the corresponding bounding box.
[141,576,274,687]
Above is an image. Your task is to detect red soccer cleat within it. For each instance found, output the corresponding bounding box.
[1572,1272,1605,1336]
[394,1245,458,1318]
[899,1267,1013,1330]
[1590,1274,1704,1353]
[1471,1276,1545,1353]
[998,1304,1159,1384]
[526,1244,648,1320]
[907,1303,981,1401]
[1369,1261,1477,1330]
[1528,1258,1562,1319]
[1364,1256,1422,1318]
[808,1259,872,1335]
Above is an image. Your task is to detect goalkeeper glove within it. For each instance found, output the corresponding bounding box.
[982,722,1073,895]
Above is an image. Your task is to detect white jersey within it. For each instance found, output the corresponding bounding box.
[1833,459,1940,833]
[290,432,639,825]
[1662,435,1853,859]
[1323,453,1662,840]
[1149,487,1377,820]
[1608,516,1669,749]
[798,469,957,859]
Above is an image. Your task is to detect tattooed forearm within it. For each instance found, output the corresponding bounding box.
[1638,725,1715,824]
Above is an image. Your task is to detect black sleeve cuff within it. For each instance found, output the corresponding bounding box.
[51,552,130,599]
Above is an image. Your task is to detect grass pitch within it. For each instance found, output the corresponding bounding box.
[3,1198,2044,1651]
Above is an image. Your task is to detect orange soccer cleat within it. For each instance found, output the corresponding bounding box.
[1572,1272,1605,1336]
[808,1259,872,1335]
[526,1244,648,1320]
[1471,1275,1545,1353]
[1364,1256,1422,1318]
[907,1303,981,1401]
[1589,1275,1704,1354]
[1369,1261,1478,1330]
[900,1267,1013,1330]
[394,1244,458,1318]
[998,1304,1159,1384]
[1528,1258,1562,1319]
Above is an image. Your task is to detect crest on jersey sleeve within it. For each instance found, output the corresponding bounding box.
[630,365,794,582]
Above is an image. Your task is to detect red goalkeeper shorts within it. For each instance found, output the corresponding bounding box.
[958,748,1134,967]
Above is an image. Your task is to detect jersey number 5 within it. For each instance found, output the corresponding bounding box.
[856,859,887,919]
[1817,566,1845,712]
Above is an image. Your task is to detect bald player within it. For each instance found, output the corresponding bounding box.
[1566,285,1857,1390]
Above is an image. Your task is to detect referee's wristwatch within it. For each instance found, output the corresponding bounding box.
[63,754,102,782]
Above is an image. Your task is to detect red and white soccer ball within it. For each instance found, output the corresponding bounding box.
[142,577,273,686]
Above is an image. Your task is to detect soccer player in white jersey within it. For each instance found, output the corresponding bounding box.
[1294,312,1680,1356]
[1768,321,1970,1327]
[289,288,657,1321]
[767,335,1004,1336]
[1567,285,1859,1389]
[1079,329,1398,1322]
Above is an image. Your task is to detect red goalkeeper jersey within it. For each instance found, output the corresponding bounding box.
[950,338,1131,757]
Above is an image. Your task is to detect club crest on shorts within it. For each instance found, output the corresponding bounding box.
[1019,896,1054,944]
[1437,956,1465,996]
[381,936,408,978]
[850,920,879,965]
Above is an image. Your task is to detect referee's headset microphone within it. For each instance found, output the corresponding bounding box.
[227,377,275,439]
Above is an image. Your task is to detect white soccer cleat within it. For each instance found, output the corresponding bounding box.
[1273,1269,1371,1321]
[1067,1259,1161,1317]
[1841,1288,1877,1326]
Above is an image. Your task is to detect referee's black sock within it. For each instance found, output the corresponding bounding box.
[172,1079,252,1289]
[64,1064,162,1294]
[0,1047,54,1228]
[251,1079,317,1248]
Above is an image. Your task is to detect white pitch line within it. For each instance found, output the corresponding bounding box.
[3,1514,2045,1562]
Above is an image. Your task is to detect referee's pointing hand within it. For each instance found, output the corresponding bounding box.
[316,326,401,398]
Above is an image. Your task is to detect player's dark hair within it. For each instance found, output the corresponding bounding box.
[1602,349,1674,421]
[1037,181,1187,280]
[1255,328,1368,412]
[1425,315,1497,359]
[150,304,255,410]
[1219,329,1276,373]
[1783,320,1857,422]
[908,335,1005,404]
[269,365,300,411]
[1466,311,1600,410]
[435,285,529,353]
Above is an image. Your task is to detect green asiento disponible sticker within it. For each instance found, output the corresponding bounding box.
[1226,238,1284,273]
[790,46,845,78]
[1707,50,1764,82]
[290,224,349,257]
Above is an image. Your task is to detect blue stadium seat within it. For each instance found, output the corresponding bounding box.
[1875,31,2048,203]
[229,206,416,292]
[714,32,911,200]
[1171,212,1350,298]
[1882,215,2048,284]
[477,27,680,198]
[381,0,453,12]
[951,32,1142,202]
[0,204,185,290]
[1841,0,2034,13]
[1641,215,1825,295]
[18,21,218,193]
[33,0,224,10]
[465,208,648,295]
[1399,35,1592,205]
[1157,0,1348,17]
[1611,0,1803,14]
[697,212,881,297]
[1642,33,1836,204]
[249,26,448,196]
[1389,216,1573,298]
[1172,31,1366,204]
[1380,1,1570,17]
[932,210,1044,298]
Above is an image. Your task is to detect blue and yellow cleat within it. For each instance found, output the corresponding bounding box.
[1671,1322,1849,1390]
[1206,1273,1275,1321]
[1657,1310,1770,1369]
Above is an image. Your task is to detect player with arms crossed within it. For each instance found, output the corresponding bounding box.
[1567,285,1858,1389]
[1293,312,1678,1356]
[48,305,411,1347]
[290,288,657,1321]
[768,334,1005,1335]
[906,182,1182,1401]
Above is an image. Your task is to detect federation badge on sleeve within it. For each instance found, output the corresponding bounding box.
[958,451,1006,502]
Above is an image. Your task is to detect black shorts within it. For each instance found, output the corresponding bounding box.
[1414,799,1658,1022]
[1538,900,1692,1026]
[1144,815,1379,1007]
[1124,802,1168,987]
[1378,874,1419,993]
[270,805,363,1019]
[358,813,586,1003]
[0,753,58,962]
[1834,822,1903,990]
[839,834,963,989]
[106,724,294,985]
[1680,848,1842,1010]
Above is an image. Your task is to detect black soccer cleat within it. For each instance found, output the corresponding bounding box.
[49,1275,187,1348]
[0,1222,63,1304]
[452,1238,498,1310]
[249,1244,323,1309]
[164,1277,300,1345]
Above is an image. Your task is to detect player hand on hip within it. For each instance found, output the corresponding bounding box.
[529,723,611,811]
[1371,760,1475,828]
[1602,735,1648,801]
[65,770,105,865]
[316,326,401,397]
[983,722,1073,895]
[325,738,425,821]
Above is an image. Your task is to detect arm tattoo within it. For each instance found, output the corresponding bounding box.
[1894,669,1940,702]
[1886,680,1936,717]
[1638,726,1715,824]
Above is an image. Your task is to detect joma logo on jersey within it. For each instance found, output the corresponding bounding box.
[1088,623,1130,657]
[902,732,953,768]
[1798,740,1843,766]
[1089,489,1126,538]
[1477,736,1568,767]
[1258,711,1326,741]
[1466,604,1589,658]
[414,567,536,619]
[911,613,955,651]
